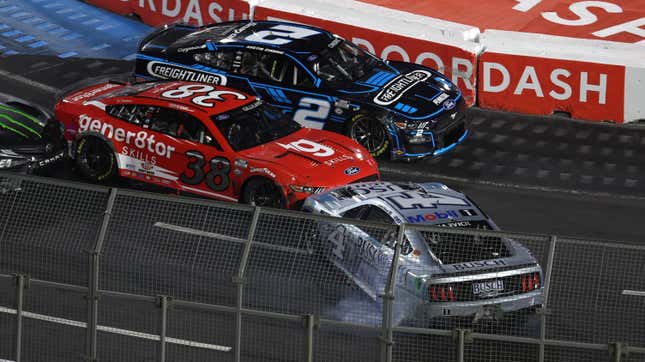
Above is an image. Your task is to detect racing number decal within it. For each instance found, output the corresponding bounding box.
[161,84,247,107]
[180,150,230,192]
[276,139,335,157]
[293,97,331,129]
[245,24,320,45]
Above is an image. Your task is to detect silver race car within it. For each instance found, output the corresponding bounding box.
[303,181,544,323]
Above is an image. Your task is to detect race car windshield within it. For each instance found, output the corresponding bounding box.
[312,39,380,86]
[93,82,158,100]
[213,102,301,151]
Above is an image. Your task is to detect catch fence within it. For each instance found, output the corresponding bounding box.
[0,172,643,362]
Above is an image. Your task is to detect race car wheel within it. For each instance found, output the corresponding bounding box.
[242,178,286,209]
[347,114,389,157]
[75,137,116,182]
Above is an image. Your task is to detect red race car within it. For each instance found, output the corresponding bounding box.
[55,81,380,209]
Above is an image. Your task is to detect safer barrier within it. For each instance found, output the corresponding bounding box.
[0,172,644,361]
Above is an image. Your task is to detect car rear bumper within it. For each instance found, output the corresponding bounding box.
[410,289,545,319]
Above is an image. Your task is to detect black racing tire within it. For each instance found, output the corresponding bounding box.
[241,177,286,209]
[75,137,117,183]
[346,114,389,158]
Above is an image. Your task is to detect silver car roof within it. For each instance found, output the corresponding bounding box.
[308,181,497,229]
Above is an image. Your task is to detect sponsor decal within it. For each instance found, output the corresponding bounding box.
[433,93,449,105]
[0,159,12,168]
[37,151,65,167]
[234,158,248,168]
[69,83,120,102]
[146,61,228,85]
[452,259,506,271]
[472,279,504,297]
[459,209,478,217]
[277,139,335,157]
[141,161,154,171]
[406,210,459,223]
[242,100,262,111]
[250,166,276,178]
[435,220,494,230]
[177,44,207,53]
[78,114,176,159]
[344,166,360,176]
[443,99,456,110]
[324,154,354,166]
[374,70,432,106]
[479,53,624,122]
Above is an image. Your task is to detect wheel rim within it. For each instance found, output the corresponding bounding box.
[250,182,283,208]
[350,117,387,154]
[79,139,112,176]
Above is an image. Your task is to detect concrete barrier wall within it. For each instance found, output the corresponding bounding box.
[84,0,645,123]
[478,30,645,123]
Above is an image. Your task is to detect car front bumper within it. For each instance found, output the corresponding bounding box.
[389,113,469,161]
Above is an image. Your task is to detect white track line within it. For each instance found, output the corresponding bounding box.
[0,69,59,95]
[622,290,645,297]
[0,306,231,352]
[154,222,312,255]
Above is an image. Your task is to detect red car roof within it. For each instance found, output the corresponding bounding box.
[83,81,257,117]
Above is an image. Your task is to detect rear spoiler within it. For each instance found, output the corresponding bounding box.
[138,23,198,55]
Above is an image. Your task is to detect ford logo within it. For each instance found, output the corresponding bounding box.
[344,166,360,176]
[443,99,456,110]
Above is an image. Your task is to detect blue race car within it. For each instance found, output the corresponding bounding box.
[135,20,469,160]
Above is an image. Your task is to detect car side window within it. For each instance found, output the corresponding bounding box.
[341,205,368,219]
[360,205,414,252]
[149,108,221,150]
[107,104,221,149]
[292,65,315,88]
[107,104,157,127]
[238,50,291,83]
[194,50,234,71]
[361,205,394,224]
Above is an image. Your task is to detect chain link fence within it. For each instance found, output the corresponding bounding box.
[0,172,644,362]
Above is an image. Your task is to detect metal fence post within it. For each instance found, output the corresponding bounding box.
[380,224,405,362]
[13,273,27,362]
[304,314,315,362]
[234,206,261,362]
[86,188,118,362]
[538,235,558,362]
[610,342,626,362]
[158,296,170,362]
[453,329,470,362]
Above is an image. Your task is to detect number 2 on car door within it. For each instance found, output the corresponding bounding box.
[293,97,331,129]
